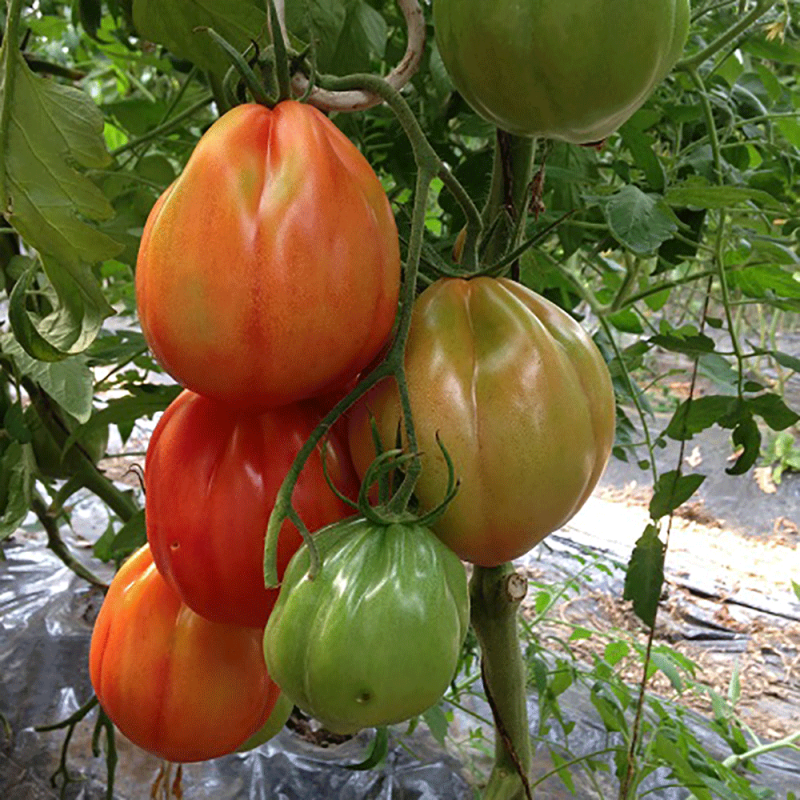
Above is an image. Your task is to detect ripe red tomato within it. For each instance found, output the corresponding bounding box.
[135,101,400,411]
[348,277,616,567]
[145,390,359,628]
[89,545,280,763]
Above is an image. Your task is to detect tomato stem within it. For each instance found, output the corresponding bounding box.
[470,566,533,800]
[201,27,275,107]
[267,0,292,102]
[675,0,776,72]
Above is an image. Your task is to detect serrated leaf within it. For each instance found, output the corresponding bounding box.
[1,334,94,422]
[623,525,665,628]
[650,471,705,519]
[603,185,678,255]
[132,0,269,75]
[665,395,742,440]
[0,48,120,266]
[727,416,760,476]
[0,44,119,358]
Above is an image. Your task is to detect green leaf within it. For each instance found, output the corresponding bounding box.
[664,177,782,210]
[548,747,577,794]
[748,393,800,431]
[665,396,742,440]
[650,651,684,692]
[650,471,705,519]
[750,348,800,374]
[623,525,665,628]
[286,0,346,71]
[0,443,35,541]
[603,641,630,667]
[1,334,94,423]
[422,704,449,747]
[729,265,800,303]
[77,0,103,40]
[331,1,387,75]
[618,121,666,192]
[132,0,269,76]
[727,416,760,476]
[345,727,389,770]
[603,185,678,255]
[650,331,716,356]
[653,733,711,800]
[792,581,800,603]
[0,43,119,357]
[93,509,146,563]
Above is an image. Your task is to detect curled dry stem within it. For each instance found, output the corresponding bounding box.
[274,0,425,111]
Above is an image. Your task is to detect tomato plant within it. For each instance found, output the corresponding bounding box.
[264,516,469,734]
[89,545,280,763]
[348,277,616,567]
[136,100,401,410]
[145,389,360,628]
[433,0,690,143]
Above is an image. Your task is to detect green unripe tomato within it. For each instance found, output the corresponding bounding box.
[433,0,690,144]
[263,517,469,735]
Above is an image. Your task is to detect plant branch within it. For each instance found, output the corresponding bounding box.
[676,0,776,71]
[110,93,213,158]
[285,0,426,111]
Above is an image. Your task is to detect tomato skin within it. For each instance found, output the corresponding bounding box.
[348,278,616,567]
[264,517,469,735]
[135,101,400,411]
[89,545,280,763]
[433,0,690,143]
[145,390,360,628]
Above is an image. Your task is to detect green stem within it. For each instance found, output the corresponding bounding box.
[723,729,800,769]
[688,66,745,396]
[0,0,23,207]
[319,72,483,270]
[110,94,213,158]
[267,0,291,102]
[470,566,533,800]
[32,492,107,589]
[263,73,443,586]
[676,0,776,71]
[480,134,536,270]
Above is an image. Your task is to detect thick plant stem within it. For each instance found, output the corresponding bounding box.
[470,565,532,800]
[480,133,536,270]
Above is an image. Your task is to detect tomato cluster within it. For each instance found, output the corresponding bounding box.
[90,101,401,761]
[90,69,619,758]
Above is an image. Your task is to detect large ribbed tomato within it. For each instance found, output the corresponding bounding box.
[348,278,616,567]
[136,101,400,410]
[89,545,280,763]
[145,390,359,628]
[264,517,469,735]
[433,0,690,143]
